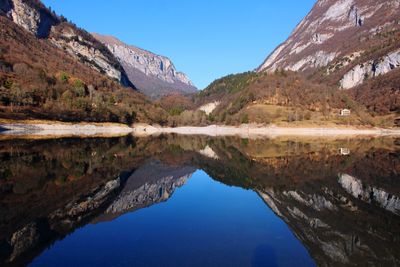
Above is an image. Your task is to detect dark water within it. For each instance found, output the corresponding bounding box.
[0,135,399,267]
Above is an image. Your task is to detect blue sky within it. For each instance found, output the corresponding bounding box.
[42,0,316,89]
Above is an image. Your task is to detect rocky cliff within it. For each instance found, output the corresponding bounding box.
[0,0,133,87]
[258,0,400,75]
[340,48,400,89]
[93,33,197,99]
[100,161,195,219]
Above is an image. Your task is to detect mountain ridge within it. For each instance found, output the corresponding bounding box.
[257,0,400,77]
[93,33,197,99]
[0,1,168,124]
[0,0,135,88]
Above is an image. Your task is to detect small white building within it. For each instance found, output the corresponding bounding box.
[339,109,351,116]
[339,148,351,155]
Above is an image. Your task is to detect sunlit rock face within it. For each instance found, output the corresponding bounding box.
[1,0,58,38]
[340,49,400,89]
[8,0,41,35]
[257,0,400,73]
[93,33,197,99]
[49,26,123,82]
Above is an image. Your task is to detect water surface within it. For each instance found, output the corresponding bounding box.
[0,135,399,266]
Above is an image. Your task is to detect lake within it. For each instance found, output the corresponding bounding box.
[0,135,399,266]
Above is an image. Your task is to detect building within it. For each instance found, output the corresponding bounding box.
[339,109,351,116]
[339,148,350,155]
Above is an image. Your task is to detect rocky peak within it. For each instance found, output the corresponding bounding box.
[257,0,400,73]
[1,0,57,38]
[93,33,197,99]
[0,0,133,87]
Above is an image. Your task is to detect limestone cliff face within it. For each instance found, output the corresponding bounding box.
[257,0,400,75]
[49,25,124,82]
[340,48,400,89]
[93,33,197,99]
[0,0,57,38]
[6,0,41,35]
[0,0,133,86]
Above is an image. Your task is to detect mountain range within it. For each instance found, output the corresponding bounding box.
[0,0,196,103]
[1,0,131,85]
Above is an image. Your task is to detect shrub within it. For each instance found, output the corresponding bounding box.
[3,79,13,89]
[61,90,74,106]
[74,86,86,97]
[241,114,249,124]
[304,111,312,120]
[74,79,85,88]
[59,72,69,83]
[208,114,215,122]
[123,111,137,125]
[168,107,184,116]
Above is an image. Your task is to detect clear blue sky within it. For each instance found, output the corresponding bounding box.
[42,0,316,89]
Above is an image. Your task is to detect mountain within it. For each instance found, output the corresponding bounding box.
[0,0,170,124]
[0,0,135,87]
[257,0,400,73]
[256,0,400,114]
[190,0,399,127]
[257,0,400,91]
[93,33,197,99]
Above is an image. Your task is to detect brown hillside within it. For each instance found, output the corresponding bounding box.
[0,16,167,124]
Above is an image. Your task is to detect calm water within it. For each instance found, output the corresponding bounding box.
[0,135,399,266]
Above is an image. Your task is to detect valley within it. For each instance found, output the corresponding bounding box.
[1,1,399,266]
[0,0,399,131]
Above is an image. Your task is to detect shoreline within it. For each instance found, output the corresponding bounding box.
[133,124,400,138]
[0,120,133,138]
[1,120,400,138]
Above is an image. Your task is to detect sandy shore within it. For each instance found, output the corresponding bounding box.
[0,121,133,138]
[133,124,400,138]
[1,120,399,138]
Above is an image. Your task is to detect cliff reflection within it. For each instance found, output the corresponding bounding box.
[0,135,399,266]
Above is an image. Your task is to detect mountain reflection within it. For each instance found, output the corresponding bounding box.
[0,135,399,266]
